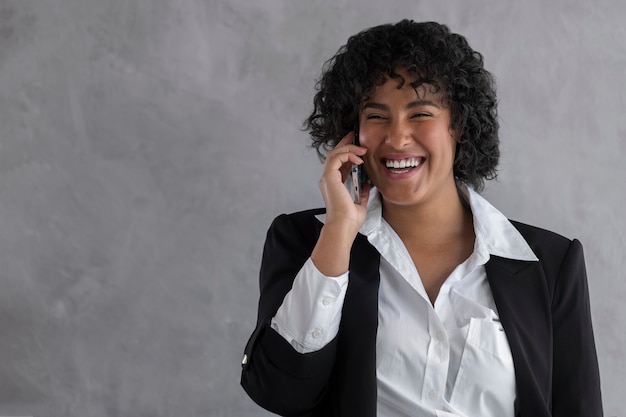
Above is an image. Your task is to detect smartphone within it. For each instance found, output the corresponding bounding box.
[350,127,363,204]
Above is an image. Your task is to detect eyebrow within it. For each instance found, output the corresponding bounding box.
[362,99,442,111]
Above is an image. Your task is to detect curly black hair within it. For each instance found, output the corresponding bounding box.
[304,20,499,191]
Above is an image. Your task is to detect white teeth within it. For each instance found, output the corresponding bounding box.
[386,158,421,169]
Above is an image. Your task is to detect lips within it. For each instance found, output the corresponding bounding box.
[383,157,424,174]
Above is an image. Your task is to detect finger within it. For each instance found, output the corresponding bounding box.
[335,131,355,148]
[329,144,367,161]
[333,132,367,153]
[325,152,364,173]
[322,157,363,188]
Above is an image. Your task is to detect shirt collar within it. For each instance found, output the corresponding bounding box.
[316,185,538,262]
[460,185,538,261]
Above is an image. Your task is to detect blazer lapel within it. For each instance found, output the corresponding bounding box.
[486,256,553,417]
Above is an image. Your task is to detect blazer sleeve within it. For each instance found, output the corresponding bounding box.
[240,212,337,416]
[550,239,603,416]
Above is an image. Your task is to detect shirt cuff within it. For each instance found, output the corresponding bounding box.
[271,258,349,353]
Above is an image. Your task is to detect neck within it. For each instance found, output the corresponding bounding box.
[382,185,474,246]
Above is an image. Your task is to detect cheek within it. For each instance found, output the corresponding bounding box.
[361,152,378,180]
[357,123,385,146]
[425,129,456,155]
[358,137,380,168]
[363,152,377,172]
[357,131,374,147]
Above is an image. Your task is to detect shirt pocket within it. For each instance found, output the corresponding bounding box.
[447,317,516,417]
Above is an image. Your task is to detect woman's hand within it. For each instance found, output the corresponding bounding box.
[318,132,370,231]
[312,132,371,276]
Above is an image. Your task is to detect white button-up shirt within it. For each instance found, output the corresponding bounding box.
[271,186,538,417]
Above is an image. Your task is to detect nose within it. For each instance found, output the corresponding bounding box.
[384,119,413,148]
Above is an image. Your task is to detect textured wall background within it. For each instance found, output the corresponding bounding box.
[0,0,623,416]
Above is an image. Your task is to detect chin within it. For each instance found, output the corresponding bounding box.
[378,189,424,206]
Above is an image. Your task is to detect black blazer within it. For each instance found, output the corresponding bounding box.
[241,209,602,417]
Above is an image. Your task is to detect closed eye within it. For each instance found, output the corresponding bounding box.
[411,112,432,118]
[366,114,387,120]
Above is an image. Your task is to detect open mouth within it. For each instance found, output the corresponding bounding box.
[384,157,424,174]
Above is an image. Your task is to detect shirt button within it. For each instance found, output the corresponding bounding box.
[436,331,446,342]
[428,390,438,400]
[322,297,332,306]
[312,329,322,339]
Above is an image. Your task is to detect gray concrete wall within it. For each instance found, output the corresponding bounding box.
[0,0,623,416]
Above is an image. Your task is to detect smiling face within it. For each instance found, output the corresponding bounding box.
[359,68,459,211]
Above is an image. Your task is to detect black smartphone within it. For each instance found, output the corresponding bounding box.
[350,126,363,204]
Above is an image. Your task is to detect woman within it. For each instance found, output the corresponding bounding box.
[241,20,602,417]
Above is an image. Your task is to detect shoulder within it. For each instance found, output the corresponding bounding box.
[269,208,326,230]
[509,220,572,247]
[509,220,583,272]
[264,208,326,249]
